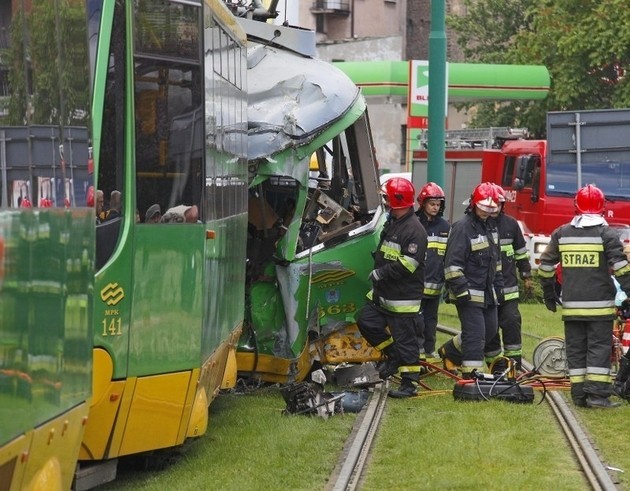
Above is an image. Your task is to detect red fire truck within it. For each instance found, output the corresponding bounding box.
[412,109,630,267]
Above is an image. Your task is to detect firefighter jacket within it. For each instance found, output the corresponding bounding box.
[444,212,503,307]
[368,209,427,314]
[493,213,531,302]
[539,217,630,321]
[416,211,450,297]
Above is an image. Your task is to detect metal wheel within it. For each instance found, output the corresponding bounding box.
[532,336,568,378]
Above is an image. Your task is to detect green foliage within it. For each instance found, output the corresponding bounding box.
[5,0,90,126]
[448,0,630,136]
[519,271,545,304]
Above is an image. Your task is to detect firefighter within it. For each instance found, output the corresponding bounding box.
[357,177,427,398]
[485,184,532,373]
[539,184,630,408]
[439,182,503,378]
[415,182,450,363]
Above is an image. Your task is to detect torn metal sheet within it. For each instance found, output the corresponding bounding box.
[246,40,360,161]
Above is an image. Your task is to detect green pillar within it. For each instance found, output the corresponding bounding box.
[427,0,446,187]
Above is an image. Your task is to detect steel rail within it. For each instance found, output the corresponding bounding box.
[327,381,389,491]
[328,324,618,490]
[437,324,619,490]
[522,361,618,491]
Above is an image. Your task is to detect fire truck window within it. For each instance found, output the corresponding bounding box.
[522,156,540,188]
[502,156,516,187]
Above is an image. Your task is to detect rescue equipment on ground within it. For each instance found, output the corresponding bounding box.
[452,371,535,404]
[280,369,369,417]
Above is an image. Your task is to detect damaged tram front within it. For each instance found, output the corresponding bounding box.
[237,20,385,383]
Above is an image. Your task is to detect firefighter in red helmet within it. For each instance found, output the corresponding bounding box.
[484,183,532,373]
[415,182,450,362]
[539,184,630,408]
[439,182,503,378]
[357,177,428,397]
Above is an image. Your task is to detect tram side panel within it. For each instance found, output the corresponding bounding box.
[0,1,94,489]
[80,0,248,465]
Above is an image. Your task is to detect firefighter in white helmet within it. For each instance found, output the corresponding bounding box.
[539,184,630,408]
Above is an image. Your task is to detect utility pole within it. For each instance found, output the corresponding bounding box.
[427,0,446,187]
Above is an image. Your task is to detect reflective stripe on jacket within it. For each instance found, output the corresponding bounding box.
[444,212,502,306]
[539,223,630,320]
[416,211,450,297]
[494,213,531,301]
[369,209,428,314]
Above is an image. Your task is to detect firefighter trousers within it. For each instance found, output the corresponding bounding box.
[357,301,421,372]
[456,302,498,372]
[485,299,522,360]
[565,319,615,400]
[420,295,440,355]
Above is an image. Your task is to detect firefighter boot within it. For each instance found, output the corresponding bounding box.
[585,396,622,409]
[388,377,418,398]
[438,338,462,375]
[378,359,399,380]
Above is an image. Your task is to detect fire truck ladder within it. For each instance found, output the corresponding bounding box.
[418,127,528,149]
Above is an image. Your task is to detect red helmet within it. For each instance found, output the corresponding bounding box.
[417,182,445,215]
[575,184,605,215]
[470,182,500,213]
[381,177,415,209]
[20,198,32,208]
[493,184,506,203]
[39,198,53,208]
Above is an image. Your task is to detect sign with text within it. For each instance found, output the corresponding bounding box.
[407,60,448,129]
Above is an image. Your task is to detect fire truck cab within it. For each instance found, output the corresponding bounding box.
[481,109,630,266]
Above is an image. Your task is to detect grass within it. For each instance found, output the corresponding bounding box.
[363,398,586,490]
[102,302,630,490]
[101,386,358,491]
[435,302,630,489]
[358,301,590,490]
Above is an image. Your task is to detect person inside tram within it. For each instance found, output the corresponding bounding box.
[162,204,199,223]
[144,204,162,223]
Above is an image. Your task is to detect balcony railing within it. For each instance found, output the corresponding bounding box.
[310,0,350,15]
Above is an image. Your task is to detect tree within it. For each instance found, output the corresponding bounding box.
[448,0,630,137]
[5,0,90,126]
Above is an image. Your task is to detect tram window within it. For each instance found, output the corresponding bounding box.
[204,13,248,221]
[96,2,126,268]
[133,0,203,223]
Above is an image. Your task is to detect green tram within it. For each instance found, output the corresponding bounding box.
[0,0,387,488]
[236,19,386,383]
[1,0,249,488]
[81,0,248,486]
[0,0,94,489]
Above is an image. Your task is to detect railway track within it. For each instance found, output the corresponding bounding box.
[328,325,620,491]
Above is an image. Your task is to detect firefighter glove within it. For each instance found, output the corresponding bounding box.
[544,298,557,313]
[523,277,534,292]
[455,291,471,305]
